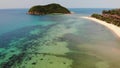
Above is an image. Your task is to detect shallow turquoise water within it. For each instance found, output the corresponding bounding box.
[0,9,120,68]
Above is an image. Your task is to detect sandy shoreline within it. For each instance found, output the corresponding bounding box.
[81,16,120,38]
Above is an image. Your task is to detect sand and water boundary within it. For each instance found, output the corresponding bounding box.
[81,16,120,38]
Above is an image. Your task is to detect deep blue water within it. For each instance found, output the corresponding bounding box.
[69,8,110,14]
[0,8,110,35]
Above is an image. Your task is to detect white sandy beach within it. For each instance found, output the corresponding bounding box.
[81,16,120,38]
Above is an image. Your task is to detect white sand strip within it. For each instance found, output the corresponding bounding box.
[81,16,120,38]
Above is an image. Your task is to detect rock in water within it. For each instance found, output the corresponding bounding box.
[28,3,71,15]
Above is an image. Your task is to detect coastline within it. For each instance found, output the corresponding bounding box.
[81,16,120,38]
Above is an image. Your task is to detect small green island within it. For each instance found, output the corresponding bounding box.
[91,9,120,26]
[28,3,71,15]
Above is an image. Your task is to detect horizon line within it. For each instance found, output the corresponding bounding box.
[0,7,118,10]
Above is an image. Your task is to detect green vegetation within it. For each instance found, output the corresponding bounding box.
[102,9,120,16]
[91,14,103,20]
[91,14,113,23]
[28,3,70,15]
[91,9,120,26]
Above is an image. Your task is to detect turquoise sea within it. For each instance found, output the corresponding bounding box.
[0,8,120,68]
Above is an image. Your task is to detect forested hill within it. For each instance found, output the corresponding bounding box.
[91,9,120,26]
[28,3,70,15]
